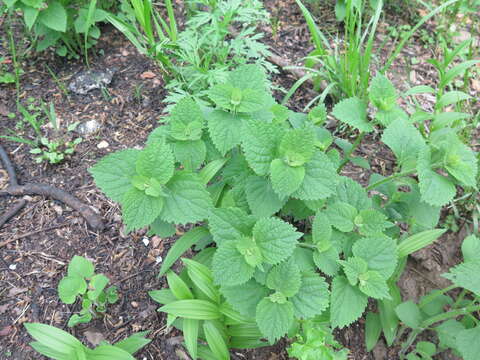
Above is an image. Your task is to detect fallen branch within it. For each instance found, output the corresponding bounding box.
[0,144,104,231]
[0,199,26,229]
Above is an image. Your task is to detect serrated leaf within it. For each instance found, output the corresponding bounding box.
[369,74,397,111]
[355,209,389,236]
[169,97,204,141]
[160,172,212,224]
[208,207,256,245]
[221,279,270,318]
[312,212,332,248]
[266,260,301,297]
[339,257,368,286]
[359,271,391,299]
[335,176,372,210]
[122,188,164,231]
[207,110,247,155]
[212,242,255,286]
[442,260,480,295]
[417,148,456,206]
[293,151,338,201]
[228,64,267,90]
[148,218,176,238]
[330,276,368,328]
[253,217,302,265]
[326,202,357,232]
[89,149,139,202]
[136,140,174,184]
[278,128,316,166]
[172,140,206,171]
[245,175,287,218]
[290,272,329,319]
[444,142,478,187]
[332,97,373,132]
[353,236,398,279]
[457,326,480,360]
[461,235,480,263]
[313,247,340,276]
[270,159,305,197]
[241,119,283,176]
[382,119,426,170]
[374,105,409,127]
[256,298,294,343]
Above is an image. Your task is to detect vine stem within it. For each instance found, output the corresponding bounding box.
[337,132,365,173]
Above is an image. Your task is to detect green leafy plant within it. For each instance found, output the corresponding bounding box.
[57,255,118,327]
[4,0,113,58]
[391,234,480,360]
[24,323,150,360]
[1,101,82,164]
[90,64,478,358]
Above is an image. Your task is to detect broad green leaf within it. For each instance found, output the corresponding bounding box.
[382,119,426,170]
[169,97,204,141]
[330,276,368,328]
[207,110,246,155]
[266,260,301,297]
[325,202,357,232]
[417,148,456,206]
[148,218,176,238]
[24,323,83,355]
[58,276,86,304]
[335,176,372,210]
[290,272,329,319]
[122,188,164,231]
[436,91,471,109]
[293,151,338,201]
[245,175,286,218]
[160,299,221,320]
[114,331,151,355]
[442,260,480,295]
[149,289,177,305]
[38,1,67,32]
[444,142,478,187]
[457,326,480,360]
[339,257,368,286]
[67,255,94,278]
[312,212,332,249]
[88,274,109,301]
[256,298,294,343]
[172,140,206,171]
[208,207,256,245]
[352,236,398,278]
[270,159,305,197]
[397,229,446,258]
[358,271,391,299]
[212,242,255,286]
[29,341,79,359]
[22,5,39,30]
[221,279,270,318]
[278,128,316,167]
[365,312,382,351]
[160,173,212,224]
[136,140,174,184]
[461,235,480,263]
[355,209,389,236]
[253,217,302,265]
[395,301,422,329]
[369,74,397,111]
[183,319,199,359]
[89,149,139,202]
[313,247,340,276]
[87,345,135,359]
[332,97,373,132]
[203,321,230,360]
[374,105,409,127]
[228,64,267,90]
[435,320,464,351]
[182,259,219,303]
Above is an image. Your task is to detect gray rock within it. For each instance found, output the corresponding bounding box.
[69,68,116,95]
[77,119,101,135]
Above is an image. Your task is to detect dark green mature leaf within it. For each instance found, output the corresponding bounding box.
[293,151,338,201]
[395,301,422,329]
[332,97,373,132]
[266,260,302,297]
[38,1,67,32]
[313,247,340,276]
[253,217,302,265]
[89,149,139,202]
[256,298,294,343]
[207,110,247,155]
[172,140,206,171]
[270,159,305,197]
[461,235,480,263]
[221,279,270,318]
[278,128,316,166]
[160,173,212,224]
[457,327,480,360]
[290,272,329,319]
[212,242,255,286]
[330,276,368,328]
[355,209,389,236]
[229,64,267,90]
[245,176,286,218]
[326,202,357,232]
[443,261,480,295]
[335,176,372,210]
[208,207,256,245]
[136,140,174,184]
[358,271,391,299]
[122,188,164,231]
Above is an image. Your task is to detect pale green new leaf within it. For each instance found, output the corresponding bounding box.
[293,151,338,201]
[221,279,270,318]
[444,142,478,188]
[332,97,373,132]
[245,175,286,218]
[136,140,174,184]
[58,276,86,304]
[266,260,301,297]
[67,255,94,278]
[159,173,212,224]
[395,301,422,329]
[330,276,368,328]
[89,149,139,202]
[278,128,316,167]
[352,236,398,279]
[212,242,255,286]
[256,298,294,343]
[270,159,305,197]
[369,74,397,111]
[122,188,164,231]
[290,272,329,319]
[436,91,471,109]
[228,64,267,90]
[254,217,302,264]
[169,97,204,141]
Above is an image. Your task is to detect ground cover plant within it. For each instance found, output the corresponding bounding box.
[0,0,479,359]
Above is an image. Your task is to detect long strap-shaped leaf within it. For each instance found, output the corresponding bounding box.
[159,226,210,276]
[397,229,446,258]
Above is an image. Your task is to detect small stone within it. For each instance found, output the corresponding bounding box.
[8,264,16,270]
[68,68,116,95]
[77,120,101,136]
[142,237,149,247]
[97,140,109,149]
[155,256,163,264]
[131,301,139,308]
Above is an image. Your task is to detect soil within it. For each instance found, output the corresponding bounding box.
[0,1,478,360]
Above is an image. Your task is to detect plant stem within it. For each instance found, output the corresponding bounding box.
[337,132,365,173]
[422,304,480,328]
[419,284,457,309]
[366,168,417,191]
[298,243,317,250]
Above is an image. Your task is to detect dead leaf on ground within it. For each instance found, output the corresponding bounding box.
[140,71,156,79]
[8,287,28,297]
[84,329,105,346]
